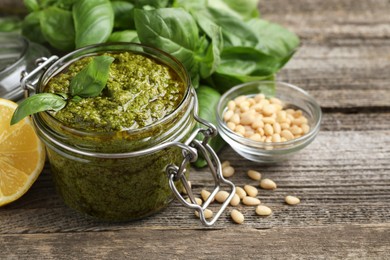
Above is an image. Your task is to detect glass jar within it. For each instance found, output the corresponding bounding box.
[25,43,235,225]
[0,33,49,101]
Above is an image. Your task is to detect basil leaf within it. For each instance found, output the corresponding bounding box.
[247,18,300,59]
[219,0,260,20]
[11,93,67,125]
[70,55,115,98]
[40,7,75,51]
[0,17,22,32]
[111,1,135,29]
[218,46,283,76]
[198,25,222,79]
[107,30,139,43]
[131,0,170,8]
[23,0,40,12]
[73,0,114,48]
[21,12,46,44]
[134,8,201,87]
[175,0,257,47]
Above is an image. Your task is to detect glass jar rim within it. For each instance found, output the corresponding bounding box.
[36,42,192,137]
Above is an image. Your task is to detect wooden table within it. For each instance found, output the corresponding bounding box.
[1,0,389,258]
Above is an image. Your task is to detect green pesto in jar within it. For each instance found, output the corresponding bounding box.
[45,52,185,132]
[38,49,194,221]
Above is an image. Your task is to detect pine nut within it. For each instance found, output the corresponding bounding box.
[290,125,303,135]
[195,209,213,219]
[227,121,236,131]
[259,99,270,107]
[280,122,290,130]
[186,197,202,206]
[255,205,272,216]
[249,133,262,141]
[230,113,240,124]
[234,95,246,104]
[252,118,264,129]
[301,124,310,134]
[235,125,245,136]
[221,160,230,169]
[247,98,255,105]
[254,93,265,101]
[285,195,300,205]
[292,116,307,126]
[257,127,265,136]
[247,170,262,181]
[272,133,281,142]
[244,185,258,197]
[201,189,214,203]
[276,110,287,123]
[286,108,295,115]
[227,100,236,111]
[262,117,275,124]
[262,104,275,116]
[252,103,263,112]
[270,97,282,105]
[182,181,191,194]
[294,110,303,118]
[281,129,294,140]
[244,131,255,138]
[222,166,235,178]
[235,186,247,199]
[273,122,281,134]
[215,191,229,203]
[230,193,240,206]
[240,112,255,125]
[264,123,274,136]
[260,178,277,190]
[223,110,234,121]
[231,209,244,224]
[238,100,250,109]
[242,196,261,206]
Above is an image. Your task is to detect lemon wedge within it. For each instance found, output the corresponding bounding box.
[0,98,45,206]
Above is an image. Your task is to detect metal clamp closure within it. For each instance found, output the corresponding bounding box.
[166,91,236,226]
[20,55,59,98]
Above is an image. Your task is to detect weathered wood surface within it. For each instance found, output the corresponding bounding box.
[1,0,390,259]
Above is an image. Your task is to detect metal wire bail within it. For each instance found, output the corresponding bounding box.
[20,55,59,98]
[166,91,236,226]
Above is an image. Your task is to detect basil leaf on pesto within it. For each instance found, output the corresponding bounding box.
[10,93,67,125]
[69,55,114,98]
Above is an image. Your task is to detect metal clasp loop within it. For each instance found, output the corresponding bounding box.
[166,90,235,226]
[20,55,59,98]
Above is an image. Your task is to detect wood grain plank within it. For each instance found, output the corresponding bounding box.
[258,0,390,109]
[1,130,388,233]
[260,0,390,15]
[0,225,389,259]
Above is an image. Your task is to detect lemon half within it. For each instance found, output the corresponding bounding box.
[0,98,45,206]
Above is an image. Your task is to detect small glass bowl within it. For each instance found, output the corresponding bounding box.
[216,81,322,163]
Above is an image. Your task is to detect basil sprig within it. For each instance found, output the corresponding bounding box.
[11,55,114,125]
[70,55,114,97]
[10,93,67,125]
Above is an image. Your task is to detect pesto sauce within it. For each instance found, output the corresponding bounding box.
[42,49,193,221]
[45,52,185,131]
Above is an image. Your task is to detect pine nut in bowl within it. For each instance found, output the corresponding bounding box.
[216,81,322,163]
